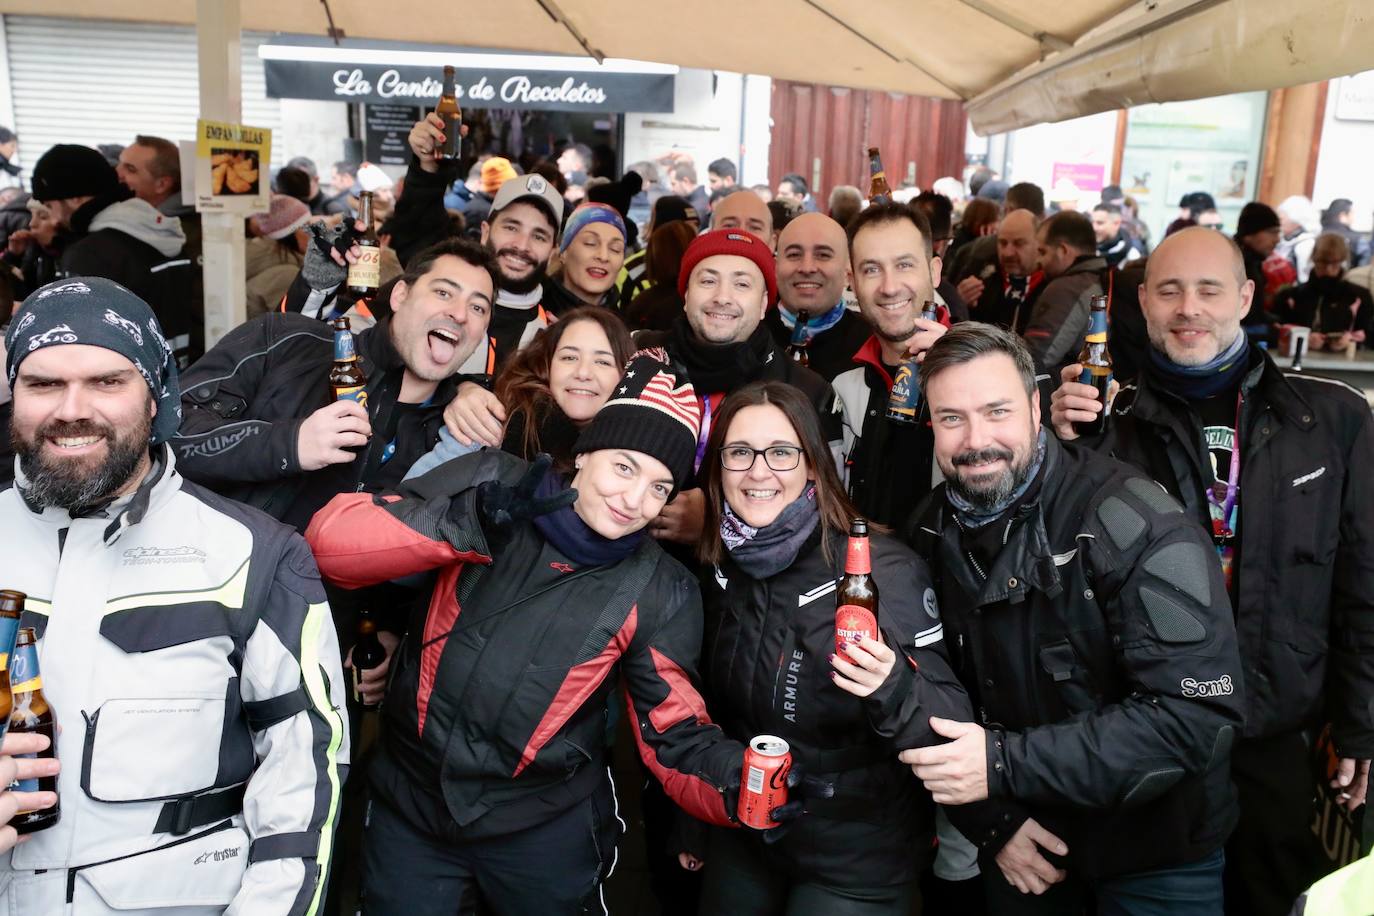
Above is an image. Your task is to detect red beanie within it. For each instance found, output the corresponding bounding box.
[677,229,778,307]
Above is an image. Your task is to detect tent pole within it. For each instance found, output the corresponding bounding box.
[197,0,247,350]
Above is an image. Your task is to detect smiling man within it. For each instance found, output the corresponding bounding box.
[905,322,1243,915]
[1050,226,1374,916]
[0,277,348,915]
[764,212,871,381]
[832,202,950,527]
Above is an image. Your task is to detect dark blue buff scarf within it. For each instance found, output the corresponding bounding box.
[7,277,183,444]
[1146,331,1249,401]
[532,471,644,567]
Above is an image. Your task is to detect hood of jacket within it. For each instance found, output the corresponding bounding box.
[86,195,187,258]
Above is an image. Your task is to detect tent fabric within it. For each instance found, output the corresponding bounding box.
[3,0,1371,133]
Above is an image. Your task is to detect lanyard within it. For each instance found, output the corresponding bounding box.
[694,393,719,473]
[1205,391,1242,538]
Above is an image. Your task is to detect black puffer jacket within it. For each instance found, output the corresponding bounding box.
[698,525,972,886]
[1102,347,1374,757]
[908,435,1245,879]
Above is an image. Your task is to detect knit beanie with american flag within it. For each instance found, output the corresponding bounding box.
[573,347,701,496]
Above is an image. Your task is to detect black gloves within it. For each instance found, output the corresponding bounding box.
[760,766,834,845]
[475,453,576,531]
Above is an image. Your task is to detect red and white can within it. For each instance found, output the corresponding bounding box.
[737,735,791,829]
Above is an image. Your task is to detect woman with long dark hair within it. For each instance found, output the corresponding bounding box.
[687,380,973,915]
[407,306,633,478]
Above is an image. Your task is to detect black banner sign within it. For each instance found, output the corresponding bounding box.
[264,59,674,113]
[365,104,423,166]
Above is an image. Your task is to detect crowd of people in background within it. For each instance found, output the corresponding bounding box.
[0,109,1371,916]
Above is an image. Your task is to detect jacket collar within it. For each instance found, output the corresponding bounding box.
[851,335,894,389]
[920,434,1066,605]
[15,443,182,545]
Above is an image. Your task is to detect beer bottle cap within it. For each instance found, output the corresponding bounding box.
[0,590,25,614]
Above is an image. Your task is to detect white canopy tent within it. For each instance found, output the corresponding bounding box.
[5,0,1373,134]
[5,0,1371,340]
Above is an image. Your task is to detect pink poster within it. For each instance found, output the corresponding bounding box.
[1051,162,1106,193]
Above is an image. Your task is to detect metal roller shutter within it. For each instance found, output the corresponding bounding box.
[6,15,284,173]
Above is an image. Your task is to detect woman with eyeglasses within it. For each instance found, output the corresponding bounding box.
[684,380,974,916]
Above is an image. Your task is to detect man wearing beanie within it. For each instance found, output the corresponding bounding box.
[31,144,199,366]
[306,349,784,915]
[461,156,517,229]
[633,228,841,548]
[1051,226,1374,916]
[0,277,348,914]
[1236,201,1282,316]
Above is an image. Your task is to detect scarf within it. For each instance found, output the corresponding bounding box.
[720,484,820,579]
[777,299,847,341]
[668,317,775,395]
[946,429,1047,530]
[1146,331,1249,401]
[497,285,543,309]
[532,471,644,567]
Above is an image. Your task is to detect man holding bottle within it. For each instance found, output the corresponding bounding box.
[0,277,348,914]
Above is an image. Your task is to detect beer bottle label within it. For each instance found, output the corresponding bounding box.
[334,385,368,407]
[7,753,36,793]
[886,362,919,423]
[9,643,39,694]
[835,604,879,655]
[351,666,364,705]
[334,329,357,362]
[0,615,20,671]
[347,246,382,289]
[844,537,871,575]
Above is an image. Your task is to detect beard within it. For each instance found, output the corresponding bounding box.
[14,413,151,512]
[943,444,1034,513]
[488,244,547,296]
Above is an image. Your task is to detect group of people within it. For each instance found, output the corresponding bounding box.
[0,106,1368,916]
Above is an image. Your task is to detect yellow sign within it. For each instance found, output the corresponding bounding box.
[195,119,272,212]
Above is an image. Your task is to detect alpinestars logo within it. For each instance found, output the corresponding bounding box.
[122,546,208,566]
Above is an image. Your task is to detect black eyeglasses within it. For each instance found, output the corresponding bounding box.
[719,444,804,472]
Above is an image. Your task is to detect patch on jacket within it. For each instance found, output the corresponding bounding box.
[1180,675,1234,698]
[1292,467,1326,487]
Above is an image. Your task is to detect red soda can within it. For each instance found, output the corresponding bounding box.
[737,735,791,829]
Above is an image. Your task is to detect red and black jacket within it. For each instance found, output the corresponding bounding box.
[305,448,746,839]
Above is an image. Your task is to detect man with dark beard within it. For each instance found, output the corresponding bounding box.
[0,277,348,913]
[1051,226,1374,916]
[903,322,1244,915]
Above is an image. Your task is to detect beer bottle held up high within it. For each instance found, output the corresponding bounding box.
[867,147,892,205]
[8,627,58,834]
[351,609,386,709]
[1073,294,1113,437]
[436,65,463,162]
[836,519,880,662]
[346,191,381,299]
[0,590,24,743]
[787,309,811,367]
[329,316,368,406]
[886,301,938,425]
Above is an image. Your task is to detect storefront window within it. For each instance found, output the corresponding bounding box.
[1120,91,1269,243]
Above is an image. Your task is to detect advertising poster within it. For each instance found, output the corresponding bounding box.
[195,119,272,212]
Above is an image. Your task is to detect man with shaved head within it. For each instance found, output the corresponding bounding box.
[711,187,774,245]
[765,212,871,381]
[955,208,1045,332]
[1051,226,1374,916]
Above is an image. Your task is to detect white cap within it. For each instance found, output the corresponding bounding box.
[491,173,565,233]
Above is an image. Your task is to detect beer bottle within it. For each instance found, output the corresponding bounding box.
[835,519,880,661]
[0,591,23,741]
[786,309,811,367]
[345,191,381,299]
[329,317,369,406]
[351,609,386,709]
[1073,294,1113,437]
[7,628,57,834]
[886,301,938,424]
[436,66,463,162]
[867,147,892,205]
